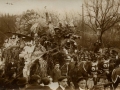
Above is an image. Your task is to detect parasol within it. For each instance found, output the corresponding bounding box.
[5,32,34,41]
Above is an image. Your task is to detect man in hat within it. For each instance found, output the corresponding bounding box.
[25,75,42,90]
[42,77,52,90]
[61,56,71,76]
[94,40,101,53]
[76,77,88,90]
[56,76,68,90]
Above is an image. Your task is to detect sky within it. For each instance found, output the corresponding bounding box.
[0,0,83,15]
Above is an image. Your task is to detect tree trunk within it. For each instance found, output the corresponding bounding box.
[98,31,103,47]
[99,33,102,43]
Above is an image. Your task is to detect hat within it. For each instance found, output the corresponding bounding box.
[54,27,60,30]
[77,77,87,83]
[54,27,61,31]
[17,77,27,86]
[58,76,68,82]
[30,75,41,81]
[42,77,50,85]
[55,62,60,65]
[65,56,71,61]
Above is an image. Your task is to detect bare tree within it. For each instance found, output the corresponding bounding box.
[84,0,120,43]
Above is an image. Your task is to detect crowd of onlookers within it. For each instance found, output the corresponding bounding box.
[0,53,117,90]
[0,68,115,90]
[0,30,120,90]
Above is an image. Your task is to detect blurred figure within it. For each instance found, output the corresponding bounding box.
[51,62,61,82]
[104,82,112,90]
[0,69,4,78]
[92,82,104,90]
[48,76,59,90]
[5,71,19,90]
[25,75,42,90]
[0,77,5,90]
[6,60,17,77]
[61,56,71,76]
[47,76,53,84]
[17,77,27,90]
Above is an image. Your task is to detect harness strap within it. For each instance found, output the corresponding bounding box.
[83,62,87,72]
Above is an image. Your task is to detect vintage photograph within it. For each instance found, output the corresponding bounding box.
[0,0,120,90]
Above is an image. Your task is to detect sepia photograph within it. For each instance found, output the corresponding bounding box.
[0,0,120,90]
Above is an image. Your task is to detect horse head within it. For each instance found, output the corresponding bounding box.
[82,61,98,78]
[90,61,99,78]
[98,59,110,75]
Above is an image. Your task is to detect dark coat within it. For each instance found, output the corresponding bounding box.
[56,86,74,90]
[61,64,69,76]
[51,68,61,82]
[42,86,52,90]
[25,84,43,90]
[7,62,17,73]
[5,77,19,90]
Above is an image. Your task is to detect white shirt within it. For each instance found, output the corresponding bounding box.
[60,85,65,90]
[79,87,85,90]
[49,82,58,90]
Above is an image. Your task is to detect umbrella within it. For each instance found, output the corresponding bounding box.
[5,32,34,41]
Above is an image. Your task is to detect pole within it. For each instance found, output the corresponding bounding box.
[82,4,84,46]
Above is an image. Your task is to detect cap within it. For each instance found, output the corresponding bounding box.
[58,76,68,82]
[30,75,41,81]
[77,77,87,83]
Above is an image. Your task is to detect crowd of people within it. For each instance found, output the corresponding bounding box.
[0,24,119,90]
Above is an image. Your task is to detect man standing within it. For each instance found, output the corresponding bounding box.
[51,62,61,82]
[61,56,71,76]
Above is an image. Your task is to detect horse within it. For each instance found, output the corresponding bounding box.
[111,66,120,89]
[110,57,120,89]
[70,60,99,89]
[97,57,118,90]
